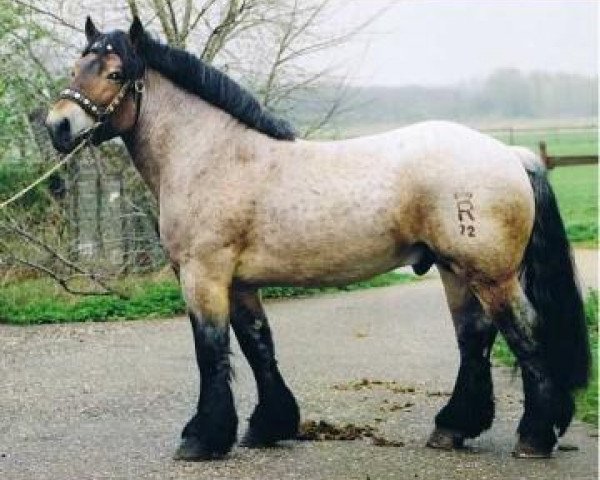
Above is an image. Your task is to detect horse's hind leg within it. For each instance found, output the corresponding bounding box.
[474,276,571,458]
[427,267,497,450]
[230,285,300,447]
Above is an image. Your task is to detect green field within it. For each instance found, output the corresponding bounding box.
[550,164,598,245]
[488,128,597,156]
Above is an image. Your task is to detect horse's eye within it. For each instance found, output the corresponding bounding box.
[107,71,123,82]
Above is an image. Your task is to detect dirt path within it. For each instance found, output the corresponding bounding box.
[1,274,598,479]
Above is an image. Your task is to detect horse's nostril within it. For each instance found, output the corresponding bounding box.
[54,117,72,145]
[57,118,71,137]
[47,117,73,152]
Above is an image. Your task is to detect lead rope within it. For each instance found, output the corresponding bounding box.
[0,122,101,210]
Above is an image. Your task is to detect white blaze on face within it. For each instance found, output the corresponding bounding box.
[46,101,96,138]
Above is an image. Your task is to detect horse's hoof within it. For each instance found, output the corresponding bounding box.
[426,428,465,450]
[173,437,228,461]
[239,424,297,448]
[239,429,277,449]
[240,395,300,449]
[512,440,553,459]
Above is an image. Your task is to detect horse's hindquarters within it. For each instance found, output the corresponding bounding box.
[407,154,535,282]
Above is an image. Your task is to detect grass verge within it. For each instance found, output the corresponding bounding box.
[549,165,598,246]
[0,271,416,325]
[492,290,598,425]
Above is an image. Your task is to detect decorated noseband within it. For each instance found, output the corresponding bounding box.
[59,79,144,122]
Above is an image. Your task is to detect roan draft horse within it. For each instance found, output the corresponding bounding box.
[46,17,589,461]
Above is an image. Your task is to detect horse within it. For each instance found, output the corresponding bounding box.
[46,16,589,461]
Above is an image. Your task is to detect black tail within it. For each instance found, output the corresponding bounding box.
[522,166,590,394]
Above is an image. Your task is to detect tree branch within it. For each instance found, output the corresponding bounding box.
[12,0,83,32]
[201,0,247,62]
[0,241,118,297]
[165,0,180,43]
[186,0,220,38]
[0,221,127,298]
[127,0,140,18]
[151,0,177,44]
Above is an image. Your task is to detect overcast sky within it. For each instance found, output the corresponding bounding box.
[47,0,597,88]
[323,0,598,86]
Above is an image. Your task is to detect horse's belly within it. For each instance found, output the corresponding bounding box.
[234,227,421,287]
[235,249,399,286]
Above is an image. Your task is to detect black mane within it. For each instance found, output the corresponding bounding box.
[87,30,296,141]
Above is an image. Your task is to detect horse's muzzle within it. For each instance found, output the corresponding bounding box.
[46,116,76,154]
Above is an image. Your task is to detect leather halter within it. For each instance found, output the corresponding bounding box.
[59,79,144,124]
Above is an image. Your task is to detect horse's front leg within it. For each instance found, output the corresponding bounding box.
[174,261,238,461]
[230,285,300,447]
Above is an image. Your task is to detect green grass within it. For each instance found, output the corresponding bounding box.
[549,165,598,245]
[0,271,415,325]
[0,278,184,324]
[493,291,598,425]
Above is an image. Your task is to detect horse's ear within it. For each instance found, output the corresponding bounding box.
[85,16,100,43]
[129,16,144,47]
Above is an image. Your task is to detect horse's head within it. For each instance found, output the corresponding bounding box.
[46,17,146,153]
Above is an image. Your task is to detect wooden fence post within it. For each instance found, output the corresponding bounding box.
[538,141,553,169]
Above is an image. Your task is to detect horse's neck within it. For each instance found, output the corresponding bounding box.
[123,70,243,198]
